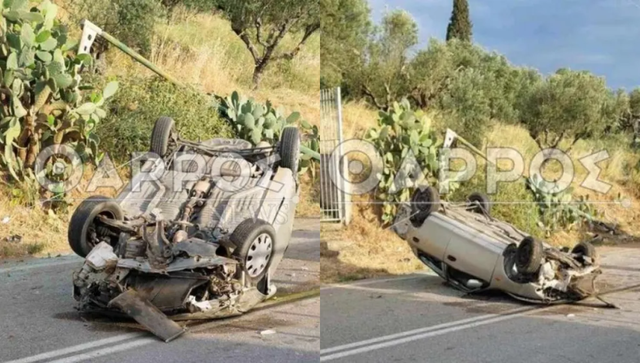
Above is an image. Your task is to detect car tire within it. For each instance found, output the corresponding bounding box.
[516,236,543,274]
[410,186,440,226]
[279,127,300,175]
[150,116,176,157]
[467,192,491,216]
[68,196,124,258]
[231,219,277,283]
[572,241,598,264]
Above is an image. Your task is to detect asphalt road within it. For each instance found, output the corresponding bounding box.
[0,219,320,363]
[320,245,640,363]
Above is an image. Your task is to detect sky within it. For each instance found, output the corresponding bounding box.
[368,0,640,90]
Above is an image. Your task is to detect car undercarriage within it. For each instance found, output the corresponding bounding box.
[69,117,300,341]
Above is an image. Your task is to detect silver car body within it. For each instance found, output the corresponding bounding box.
[394,204,600,303]
[72,138,298,341]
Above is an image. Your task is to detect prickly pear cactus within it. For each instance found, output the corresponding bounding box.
[366,99,440,223]
[218,90,320,177]
[219,90,299,145]
[0,0,118,183]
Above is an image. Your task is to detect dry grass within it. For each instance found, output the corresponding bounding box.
[105,9,320,127]
[321,195,424,283]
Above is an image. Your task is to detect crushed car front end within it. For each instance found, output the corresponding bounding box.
[69,118,301,340]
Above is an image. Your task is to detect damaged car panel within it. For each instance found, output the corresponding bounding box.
[69,117,300,341]
[393,186,601,304]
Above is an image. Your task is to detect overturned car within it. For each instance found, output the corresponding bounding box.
[69,117,300,341]
[393,187,601,304]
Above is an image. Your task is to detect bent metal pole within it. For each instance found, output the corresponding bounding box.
[78,20,319,161]
[78,20,183,87]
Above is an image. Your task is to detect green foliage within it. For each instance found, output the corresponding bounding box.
[319,0,371,89]
[438,68,491,146]
[218,91,319,176]
[366,99,440,223]
[98,76,232,163]
[162,0,218,13]
[217,0,320,87]
[299,119,319,178]
[449,171,543,239]
[409,40,540,146]
[518,69,616,151]
[0,1,117,184]
[526,174,600,235]
[348,10,418,110]
[446,0,472,42]
[218,91,300,145]
[68,0,165,56]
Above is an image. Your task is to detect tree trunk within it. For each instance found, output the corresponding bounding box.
[252,62,267,90]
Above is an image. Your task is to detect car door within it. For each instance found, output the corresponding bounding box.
[406,213,454,271]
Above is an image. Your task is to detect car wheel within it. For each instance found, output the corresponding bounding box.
[279,127,300,176]
[231,219,277,283]
[466,192,491,216]
[572,241,598,264]
[410,186,440,226]
[150,116,176,157]
[68,196,124,258]
[516,236,543,274]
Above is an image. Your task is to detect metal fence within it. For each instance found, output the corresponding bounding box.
[320,87,351,224]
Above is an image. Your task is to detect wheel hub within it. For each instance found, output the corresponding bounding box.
[246,233,273,277]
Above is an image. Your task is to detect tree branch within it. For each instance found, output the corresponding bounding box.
[230,22,260,64]
[362,84,386,111]
[255,17,268,48]
[274,23,320,61]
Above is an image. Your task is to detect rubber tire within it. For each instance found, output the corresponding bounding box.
[410,186,440,226]
[150,116,176,157]
[516,236,543,274]
[572,241,598,264]
[230,219,277,283]
[279,127,300,174]
[68,196,124,258]
[467,192,491,216]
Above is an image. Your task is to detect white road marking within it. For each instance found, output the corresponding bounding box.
[2,333,143,363]
[320,305,533,355]
[320,305,550,361]
[2,292,316,363]
[46,338,156,363]
[0,257,81,274]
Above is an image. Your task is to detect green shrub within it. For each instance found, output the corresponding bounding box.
[68,0,165,56]
[448,170,544,239]
[366,99,440,223]
[98,76,233,162]
[526,175,600,235]
[217,91,320,176]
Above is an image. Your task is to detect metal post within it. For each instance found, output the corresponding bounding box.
[79,20,182,87]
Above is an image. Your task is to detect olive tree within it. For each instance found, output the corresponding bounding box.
[519,69,614,152]
[349,10,418,111]
[320,0,371,90]
[217,0,320,89]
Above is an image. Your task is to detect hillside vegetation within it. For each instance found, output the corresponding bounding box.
[0,1,319,257]
[320,0,640,282]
